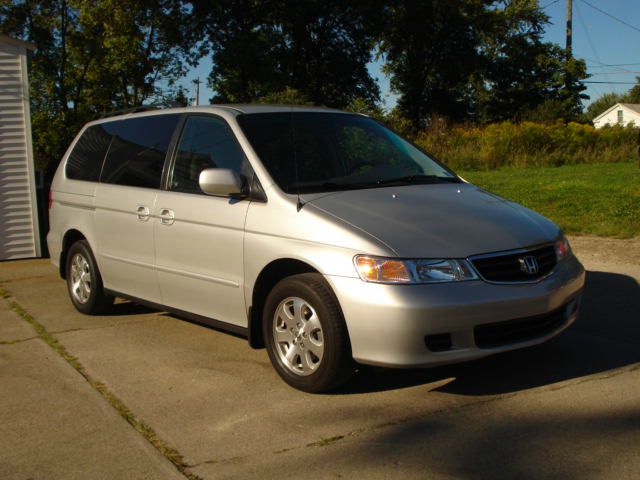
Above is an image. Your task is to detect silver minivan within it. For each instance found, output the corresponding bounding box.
[47,105,585,392]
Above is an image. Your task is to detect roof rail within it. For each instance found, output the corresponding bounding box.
[100,105,158,119]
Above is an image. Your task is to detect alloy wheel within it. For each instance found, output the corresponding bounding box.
[273,296,324,376]
[70,253,92,304]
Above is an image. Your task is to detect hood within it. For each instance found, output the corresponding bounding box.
[303,183,559,258]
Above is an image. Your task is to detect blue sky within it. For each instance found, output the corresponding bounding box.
[543,0,640,104]
[182,0,640,109]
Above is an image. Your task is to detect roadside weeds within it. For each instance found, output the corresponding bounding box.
[0,286,203,480]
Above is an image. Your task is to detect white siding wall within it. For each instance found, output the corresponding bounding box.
[0,41,40,259]
[593,105,640,129]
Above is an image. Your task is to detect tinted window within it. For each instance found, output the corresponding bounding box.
[101,114,180,189]
[236,113,295,188]
[66,124,112,181]
[170,115,250,194]
[238,112,457,193]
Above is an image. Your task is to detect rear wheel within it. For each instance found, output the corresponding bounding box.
[263,273,354,392]
[66,240,113,314]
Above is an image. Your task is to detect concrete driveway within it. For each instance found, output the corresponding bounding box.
[1,236,639,479]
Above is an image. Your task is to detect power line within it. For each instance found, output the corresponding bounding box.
[574,3,603,69]
[578,0,640,35]
[574,1,606,96]
[584,58,639,67]
[584,60,640,78]
[588,68,639,75]
[583,81,639,85]
[541,0,561,9]
[588,63,640,68]
[588,72,640,76]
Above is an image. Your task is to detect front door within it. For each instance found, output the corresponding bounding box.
[153,114,251,326]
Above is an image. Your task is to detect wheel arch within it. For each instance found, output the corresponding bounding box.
[59,229,88,279]
[249,258,338,349]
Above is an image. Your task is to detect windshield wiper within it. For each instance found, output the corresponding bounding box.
[376,174,461,186]
[294,181,372,193]
[293,181,371,210]
[292,175,460,195]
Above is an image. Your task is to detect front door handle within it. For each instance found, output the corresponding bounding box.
[159,208,175,226]
[136,205,150,221]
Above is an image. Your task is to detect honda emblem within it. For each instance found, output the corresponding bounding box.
[519,255,539,275]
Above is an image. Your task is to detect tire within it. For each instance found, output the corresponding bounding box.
[263,273,354,393]
[66,240,114,314]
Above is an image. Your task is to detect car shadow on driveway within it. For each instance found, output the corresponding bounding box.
[103,301,157,316]
[337,270,640,395]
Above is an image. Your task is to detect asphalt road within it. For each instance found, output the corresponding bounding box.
[1,237,639,479]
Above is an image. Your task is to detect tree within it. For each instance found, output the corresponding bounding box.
[584,77,640,122]
[163,85,192,107]
[188,1,283,103]
[191,0,382,108]
[378,0,488,130]
[257,87,312,105]
[479,45,588,123]
[627,77,640,104]
[557,55,590,120]
[0,0,196,170]
[475,2,588,123]
[378,0,588,129]
[584,92,624,121]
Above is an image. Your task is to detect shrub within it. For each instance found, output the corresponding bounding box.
[414,121,638,170]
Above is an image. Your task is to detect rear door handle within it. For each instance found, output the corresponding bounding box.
[136,205,150,221]
[159,208,175,226]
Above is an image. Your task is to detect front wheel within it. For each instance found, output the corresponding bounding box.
[66,240,114,314]
[263,273,354,393]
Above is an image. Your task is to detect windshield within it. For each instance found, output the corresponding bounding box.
[237,112,459,193]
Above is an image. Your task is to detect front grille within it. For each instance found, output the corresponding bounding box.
[471,245,557,283]
[474,305,568,349]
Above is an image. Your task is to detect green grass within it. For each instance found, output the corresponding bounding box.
[459,161,640,238]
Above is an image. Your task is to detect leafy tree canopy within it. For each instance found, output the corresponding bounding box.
[0,0,597,169]
[379,0,588,130]
[1,0,197,169]
[190,0,382,108]
[379,0,489,129]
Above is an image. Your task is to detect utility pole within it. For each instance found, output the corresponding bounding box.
[566,0,572,58]
[193,77,201,106]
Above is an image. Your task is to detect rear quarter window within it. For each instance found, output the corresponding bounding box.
[65,124,112,181]
[100,114,180,189]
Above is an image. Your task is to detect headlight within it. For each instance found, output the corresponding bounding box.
[554,234,571,261]
[354,255,478,284]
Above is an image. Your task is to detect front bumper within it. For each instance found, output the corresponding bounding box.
[327,254,585,368]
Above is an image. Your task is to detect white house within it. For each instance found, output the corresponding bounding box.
[592,103,640,129]
[0,34,41,260]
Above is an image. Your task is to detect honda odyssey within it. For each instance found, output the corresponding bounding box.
[47,105,585,392]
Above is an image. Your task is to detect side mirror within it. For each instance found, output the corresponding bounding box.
[198,168,246,197]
